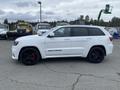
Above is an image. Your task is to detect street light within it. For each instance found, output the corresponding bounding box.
[38,1,42,22]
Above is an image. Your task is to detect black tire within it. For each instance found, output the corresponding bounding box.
[19,48,40,65]
[0,35,7,40]
[87,47,105,63]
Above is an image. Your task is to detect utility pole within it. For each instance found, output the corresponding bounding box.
[38,1,42,23]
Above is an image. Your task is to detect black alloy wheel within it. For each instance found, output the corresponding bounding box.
[19,48,40,65]
[87,47,105,63]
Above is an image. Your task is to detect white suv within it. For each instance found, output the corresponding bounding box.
[12,25,113,65]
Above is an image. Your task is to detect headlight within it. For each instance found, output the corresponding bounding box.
[13,41,19,46]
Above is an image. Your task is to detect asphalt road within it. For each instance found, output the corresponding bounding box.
[0,40,120,90]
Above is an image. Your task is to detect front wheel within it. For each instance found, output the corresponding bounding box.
[19,48,40,65]
[87,47,105,63]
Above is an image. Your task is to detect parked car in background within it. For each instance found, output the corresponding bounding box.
[0,29,7,38]
[37,29,50,35]
[108,27,118,36]
[7,21,33,40]
[36,23,51,34]
[105,27,119,39]
[0,24,9,39]
[12,25,113,65]
[56,22,69,26]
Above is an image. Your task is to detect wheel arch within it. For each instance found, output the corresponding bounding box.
[88,45,106,56]
[18,46,42,61]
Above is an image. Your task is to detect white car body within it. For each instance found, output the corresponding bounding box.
[12,25,113,62]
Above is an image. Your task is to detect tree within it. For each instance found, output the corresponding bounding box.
[85,15,90,22]
[80,15,84,21]
[89,18,94,25]
[49,21,56,27]
[111,17,120,27]
[4,18,8,24]
[85,15,90,25]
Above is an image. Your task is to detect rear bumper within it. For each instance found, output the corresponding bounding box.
[106,44,113,55]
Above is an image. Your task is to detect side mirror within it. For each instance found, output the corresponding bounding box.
[48,32,55,38]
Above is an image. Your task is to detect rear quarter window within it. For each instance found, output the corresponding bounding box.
[88,28,105,36]
[71,27,88,36]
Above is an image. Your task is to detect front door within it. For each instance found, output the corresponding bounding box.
[44,27,72,57]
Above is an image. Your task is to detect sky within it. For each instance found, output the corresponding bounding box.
[0,0,120,22]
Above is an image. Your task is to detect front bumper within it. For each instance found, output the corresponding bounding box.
[12,46,20,60]
[0,34,6,38]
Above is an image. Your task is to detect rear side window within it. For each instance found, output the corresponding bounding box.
[88,28,105,36]
[71,27,88,36]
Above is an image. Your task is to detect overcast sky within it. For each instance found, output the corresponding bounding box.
[0,0,120,22]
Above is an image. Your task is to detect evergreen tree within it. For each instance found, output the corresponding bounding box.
[4,18,8,24]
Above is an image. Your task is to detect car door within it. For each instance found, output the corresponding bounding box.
[69,27,91,56]
[44,27,72,57]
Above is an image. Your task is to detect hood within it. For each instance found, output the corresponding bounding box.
[0,29,7,34]
[16,35,43,42]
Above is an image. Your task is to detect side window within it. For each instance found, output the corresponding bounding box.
[71,27,88,36]
[88,28,105,36]
[54,27,71,37]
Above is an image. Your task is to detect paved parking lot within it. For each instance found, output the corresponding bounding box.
[0,40,120,90]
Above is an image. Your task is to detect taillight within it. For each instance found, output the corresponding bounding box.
[109,37,113,41]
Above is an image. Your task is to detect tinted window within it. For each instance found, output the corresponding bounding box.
[54,27,71,37]
[88,28,105,36]
[71,27,88,36]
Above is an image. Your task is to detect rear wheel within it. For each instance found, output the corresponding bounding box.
[19,48,40,65]
[87,47,105,63]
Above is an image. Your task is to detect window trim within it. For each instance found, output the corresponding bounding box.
[51,27,105,38]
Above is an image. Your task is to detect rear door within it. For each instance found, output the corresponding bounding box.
[68,27,90,56]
